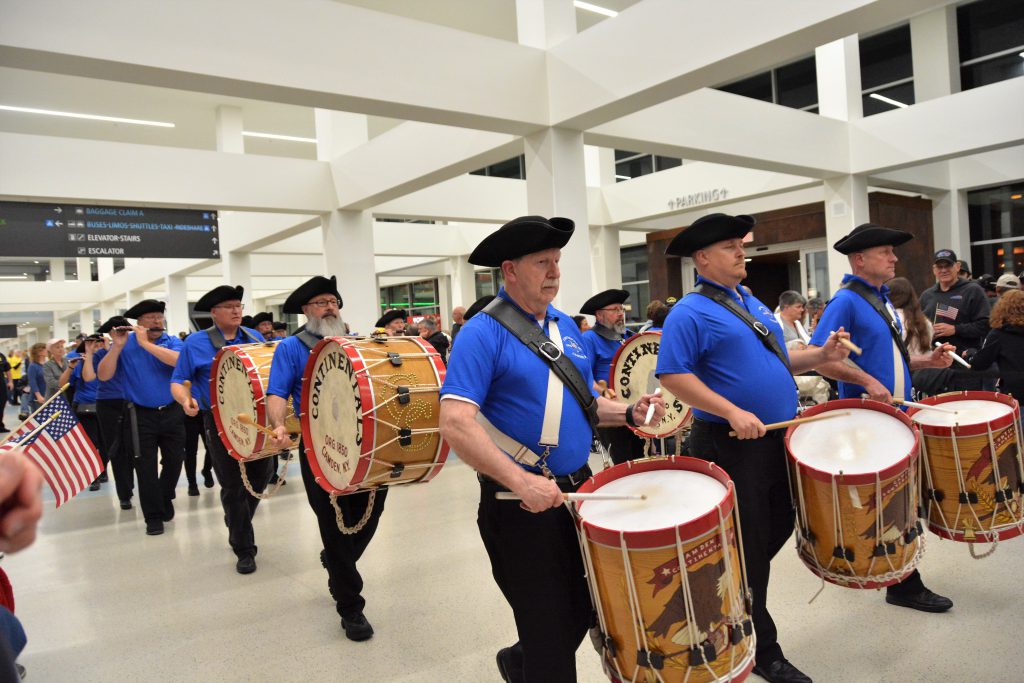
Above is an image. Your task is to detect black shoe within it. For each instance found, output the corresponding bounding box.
[886,587,953,613]
[17,414,27,421]
[0,427,9,434]
[89,481,101,491]
[98,472,109,483]
[753,658,813,683]
[496,646,523,683]
[341,612,374,642]
[236,555,257,574]
[188,483,200,496]
[162,504,175,522]
[146,521,164,536]
[269,474,280,485]
[203,471,214,488]
[120,499,133,510]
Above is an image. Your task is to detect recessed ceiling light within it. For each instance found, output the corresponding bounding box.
[242,131,317,143]
[575,1,618,17]
[0,104,175,127]
[615,174,631,180]
[869,93,908,109]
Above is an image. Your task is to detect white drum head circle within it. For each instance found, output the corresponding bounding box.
[912,399,1013,427]
[215,348,259,457]
[611,333,689,437]
[578,470,727,532]
[306,341,362,490]
[789,408,914,475]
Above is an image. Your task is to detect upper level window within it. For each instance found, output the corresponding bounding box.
[614,151,682,182]
[717,55,819,112]
[470,155,526,179]
[860,25,915,115]
[958,0,1024,90]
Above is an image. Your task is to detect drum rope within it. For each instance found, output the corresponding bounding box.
[617,532,649,683]
[359,386,439,418]
[571,504,623,682]
[238,457,289,500]
[968,537,999,559]
[330,490,377,535]
[919,437,954,536]
[715,508,741,682]
[949,426,991,537]
[983,422,1022,533]
[789,465,829,604]
[727,484,755,616]
[358,461,439,486]
[672,526,702,676]
[806,538,925,590]
[1014,411,1024,485]
[642,438,651,458]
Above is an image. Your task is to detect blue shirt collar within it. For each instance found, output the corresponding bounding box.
[695,275,749,305]
[496,288,559,325]
[842,273,890,299]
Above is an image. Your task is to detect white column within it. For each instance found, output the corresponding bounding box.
[931,188,970,256]
[823,175,871,295]
[78,309,97,334]
[597,147,617,187]
[97,259,114,281]
[524,127,594,314]
[49,258,65,282]
[126,289,145,310]
[76,257,91,282]
[314,110,368,162]
[448,255,477,309]
[52,312,69,342]
[224,251,253,311]
[911,6,960,102]
[100,300,118,323]
[164,275,189,335]
[815,36,863,121]
[589,225,622,291]
[516,0,575,48]
[322,210,378,335]
[216,105,244,154]
[437,275,453,330]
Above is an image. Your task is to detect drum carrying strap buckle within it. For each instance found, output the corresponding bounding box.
[537,340,562,362]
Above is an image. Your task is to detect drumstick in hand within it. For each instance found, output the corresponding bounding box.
[182,380,198,412]
[644,388,662,426]
[830,330,862,356]
[495,492,646,502]
[935,341,971,368]
[237,414,279,438]
[728,410,851,437]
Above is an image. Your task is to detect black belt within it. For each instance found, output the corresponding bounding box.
[132,401,178,412]
[477,463,592,491]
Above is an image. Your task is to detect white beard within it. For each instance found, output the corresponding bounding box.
[306,314,346,337]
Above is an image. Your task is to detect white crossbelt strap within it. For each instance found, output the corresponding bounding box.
[886,301,906,400]
[475,318,565,467]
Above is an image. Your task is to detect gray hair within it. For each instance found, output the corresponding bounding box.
[419,318,438,332]
[778,290,806,309]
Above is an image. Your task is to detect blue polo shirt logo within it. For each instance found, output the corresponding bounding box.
[758,304,773,316]
[563,336,587,359]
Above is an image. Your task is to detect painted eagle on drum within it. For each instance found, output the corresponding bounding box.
[647,556,727,644]
[968,438,1021,521]
[859,484,910,542]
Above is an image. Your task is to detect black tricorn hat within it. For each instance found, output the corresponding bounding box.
[252,312,274,326]
[468,216,575,267]
[580,289,629,315]
[833,223,913,255]
[97,316,129,334]
[124,299,165,319]
[375,309,407,328]
[272,321,288,331]
[283,276,341,314]
[241,316,254,328]
[194,285,244,313]
[464,295,496,321]
[665,214,755,258]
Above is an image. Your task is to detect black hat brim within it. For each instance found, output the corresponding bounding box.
[834,223,913,255]
[464,295,495,321]
[97,316,129,334]
[665,214,755,258]
[252,312,274,325]
[283,276,342,314]
[124,299,165,319]
[374,309,407,328]
[272,322,288,331]
[580,289,629,315]
[468,216,575,267]
[194,285,244,313]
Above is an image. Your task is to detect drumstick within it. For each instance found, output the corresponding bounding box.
[182,380,199,411]
[728,410,851,437]
[236,413,279,438]
[495,492,646,502]
[643,388,662,426]
[935,342,971,368]
[830,330,862,356]
[892,398,959,414]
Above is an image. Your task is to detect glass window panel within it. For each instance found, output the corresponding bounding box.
[862,82,916,116]
[859,25,912,90]
[488,155,525,179]
[776,56,819,109]
[615,149,641,161]
[620,246,649,284]
[654,156,682,172]
[411,280,438,314]
[961,53,1024,90]
[957,0,1024,62]
[804,250,830,300]
[475,270,496,298]
[718,72,773,102]
[615,155,653,180]
[622,282,650,327]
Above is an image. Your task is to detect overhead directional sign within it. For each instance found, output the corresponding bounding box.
[0,201,220,259]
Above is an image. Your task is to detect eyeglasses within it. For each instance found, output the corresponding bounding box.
[213,303,244,311]
[307,298,342,309]
[598,306,625,313]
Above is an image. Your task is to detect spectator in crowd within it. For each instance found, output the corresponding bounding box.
[26,344,46,413]
[920,249,990,359]
[806,297,825,334]
[957,260,971,280]
[995,272,1020,298]
[638,300,664,333]
[776,290,808,345]
[571,315,590,332]
[970,289,1024,399]
[450,306,466,341]
[417,318,450,365]
[42,339,68,400]
[888,277,934,355]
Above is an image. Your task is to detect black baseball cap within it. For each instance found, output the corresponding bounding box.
[933,249,957,265]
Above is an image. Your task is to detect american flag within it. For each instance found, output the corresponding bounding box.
[935,303,959,321]
[0,395,102,507]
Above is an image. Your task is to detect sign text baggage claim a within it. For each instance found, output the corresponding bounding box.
[667,188,728,211]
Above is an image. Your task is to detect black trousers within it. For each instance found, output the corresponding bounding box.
[689,420,794,666]
[183,412,212,486]
[598,425,647,465]
[299,441,387,619]
[129,403,185,524]
[477,475,592,683]
[97,399,134,503]
[75,410,105,479]
[202,411,273,559]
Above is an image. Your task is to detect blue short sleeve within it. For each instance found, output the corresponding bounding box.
[810,295,854,348]
[656,306,707,376]
[439,319,499,406]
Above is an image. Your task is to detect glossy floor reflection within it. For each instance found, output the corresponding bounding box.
[3,401,1021,682]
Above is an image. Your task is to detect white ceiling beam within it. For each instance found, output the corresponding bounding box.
[374,174,527,224]
[0,0,548,135]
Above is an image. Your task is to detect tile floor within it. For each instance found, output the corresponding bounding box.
[1,401,1021,682]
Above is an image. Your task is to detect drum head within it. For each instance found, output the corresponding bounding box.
[578,469,727,533]
[302,339,363,492]
[212,346,263,459]
[610,332,690,438]
[911,399,1013,427]
[789,407,914,476]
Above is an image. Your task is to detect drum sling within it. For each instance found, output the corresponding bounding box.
[841,279,911,400]
[204,326,265,350]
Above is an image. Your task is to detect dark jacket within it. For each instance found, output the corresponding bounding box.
[424,331,450,366]
[971,325,1024,399]
[919,278,990,355]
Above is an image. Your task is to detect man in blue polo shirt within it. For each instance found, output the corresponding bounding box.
[62,345,106,491]
[266,275,388,642]
[439,216,665,683]
[808,223,955,614]
[84,317,134,509]
[98,300,184,536]
[656,214,851,683]
[170,285,268,574]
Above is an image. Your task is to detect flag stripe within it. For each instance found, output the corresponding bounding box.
[25,448,71,506]
[32,436,76,505]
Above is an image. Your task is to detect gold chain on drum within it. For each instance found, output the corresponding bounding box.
[330,490,377,535]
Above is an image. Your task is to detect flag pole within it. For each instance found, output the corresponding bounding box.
[0,384,71,446]
[2,411,63,446]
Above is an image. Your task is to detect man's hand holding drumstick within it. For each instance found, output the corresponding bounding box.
[171,380,200,417]
[266,395,294,451]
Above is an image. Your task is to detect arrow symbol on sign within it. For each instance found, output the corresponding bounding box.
[212,237,218,243]
[55,221,64,227]
[54,207,63,214]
